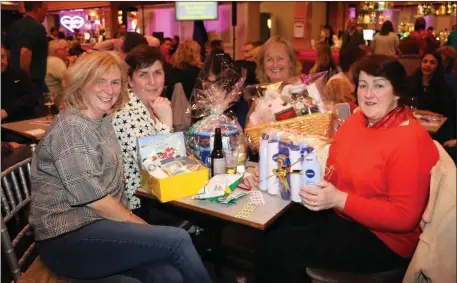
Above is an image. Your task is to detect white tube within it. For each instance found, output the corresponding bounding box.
[290,172,302,203]
[259,138,268,191]
[267,141,279,196]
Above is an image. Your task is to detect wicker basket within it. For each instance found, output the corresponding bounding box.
[245,112,335,150]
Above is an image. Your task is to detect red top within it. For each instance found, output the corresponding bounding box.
[326,111,439,258]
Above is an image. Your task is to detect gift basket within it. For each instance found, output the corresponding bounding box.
[186,50,248,167]
[244,71,337,150]
[256,127,334,202]
[137,132,209,202]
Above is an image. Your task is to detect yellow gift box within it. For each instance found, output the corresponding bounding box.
[140,166,209,203]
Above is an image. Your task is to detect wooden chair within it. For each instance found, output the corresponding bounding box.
[306,141,456,283]
[1,158,140,283]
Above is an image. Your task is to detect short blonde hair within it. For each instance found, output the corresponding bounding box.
[63,51,129,112]
[48,39,69,56]
[255,36,302,83]
[171,40,203,69]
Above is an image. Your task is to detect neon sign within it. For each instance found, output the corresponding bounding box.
[60,15,85,32]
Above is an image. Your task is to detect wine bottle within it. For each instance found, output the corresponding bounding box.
[211,128,225,177]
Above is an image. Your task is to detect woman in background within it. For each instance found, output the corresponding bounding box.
[371,21,399,57]
[411,51,456,144]
[169,40,203,100]
[255,36,302,84]
[326,47,366,103]
[321,24,337,48]
[309,42,337,75]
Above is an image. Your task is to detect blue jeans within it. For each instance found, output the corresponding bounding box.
[37,220,212,283]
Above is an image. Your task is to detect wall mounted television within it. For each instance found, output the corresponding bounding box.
[175,2,218,21]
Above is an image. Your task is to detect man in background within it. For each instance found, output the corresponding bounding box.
[340,18,365,57]
[409,17,439,54]
[242,40,262,60]
[114,24,127,39]
[5,1,48,92]
[446,26,457,52]
[5,1,48,117]
[160,37,173,62]
[170,35,180,55]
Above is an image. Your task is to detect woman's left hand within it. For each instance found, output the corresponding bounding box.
[151,97,172,128]
[299,180,348,211]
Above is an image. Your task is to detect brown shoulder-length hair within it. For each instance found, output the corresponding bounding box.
[63,51,129,112]
[255,36,302,83]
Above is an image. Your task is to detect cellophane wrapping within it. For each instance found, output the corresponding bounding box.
[244,71,338,151]
[186,50,248,166]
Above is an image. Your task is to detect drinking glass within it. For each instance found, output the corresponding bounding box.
[403,96,418,115]
[224,148,239,174]
[43,92,55,120]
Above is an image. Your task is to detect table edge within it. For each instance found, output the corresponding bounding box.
[136,189,292,230]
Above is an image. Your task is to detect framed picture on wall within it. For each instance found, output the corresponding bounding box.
[294,22,305,38]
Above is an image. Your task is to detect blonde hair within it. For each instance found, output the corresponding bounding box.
[255,36,302,83]
[63,51,129,112]
[48,39,69,56]
[171,40,203,69]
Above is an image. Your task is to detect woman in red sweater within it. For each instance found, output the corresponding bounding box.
[255,55,439,283]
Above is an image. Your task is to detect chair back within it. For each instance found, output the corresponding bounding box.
[334,103,352,123]
[171,82,191,132]
[402,141,456,283]
[1,157,35,282]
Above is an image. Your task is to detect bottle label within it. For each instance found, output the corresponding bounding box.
[305,169,315,178]
[212,158,225,176]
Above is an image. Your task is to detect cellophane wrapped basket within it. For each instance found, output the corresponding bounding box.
[186,49,248,166]
[244,71,337,151]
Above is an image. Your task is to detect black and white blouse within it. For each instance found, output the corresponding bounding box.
[111,90,170,209]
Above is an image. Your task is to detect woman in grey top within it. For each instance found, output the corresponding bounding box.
[371,21,399,57]
[30,51,212,283]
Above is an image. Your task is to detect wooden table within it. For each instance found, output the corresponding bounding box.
[416,115,448,134]
[136,186,292,230]
[1,118,52,141]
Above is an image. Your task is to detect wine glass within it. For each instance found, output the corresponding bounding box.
[43,92,55,120]
[403,96,418,115]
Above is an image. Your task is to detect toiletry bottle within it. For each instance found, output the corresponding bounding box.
[259,133,269,191]
[301,146,321,188]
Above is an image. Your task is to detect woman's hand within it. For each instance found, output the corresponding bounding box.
[253,166,259,184]
[299,180,348,211]
[151,97,172,128]
[444,139,457,148]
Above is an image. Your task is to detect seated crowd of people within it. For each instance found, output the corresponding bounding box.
[1,4,456,282]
